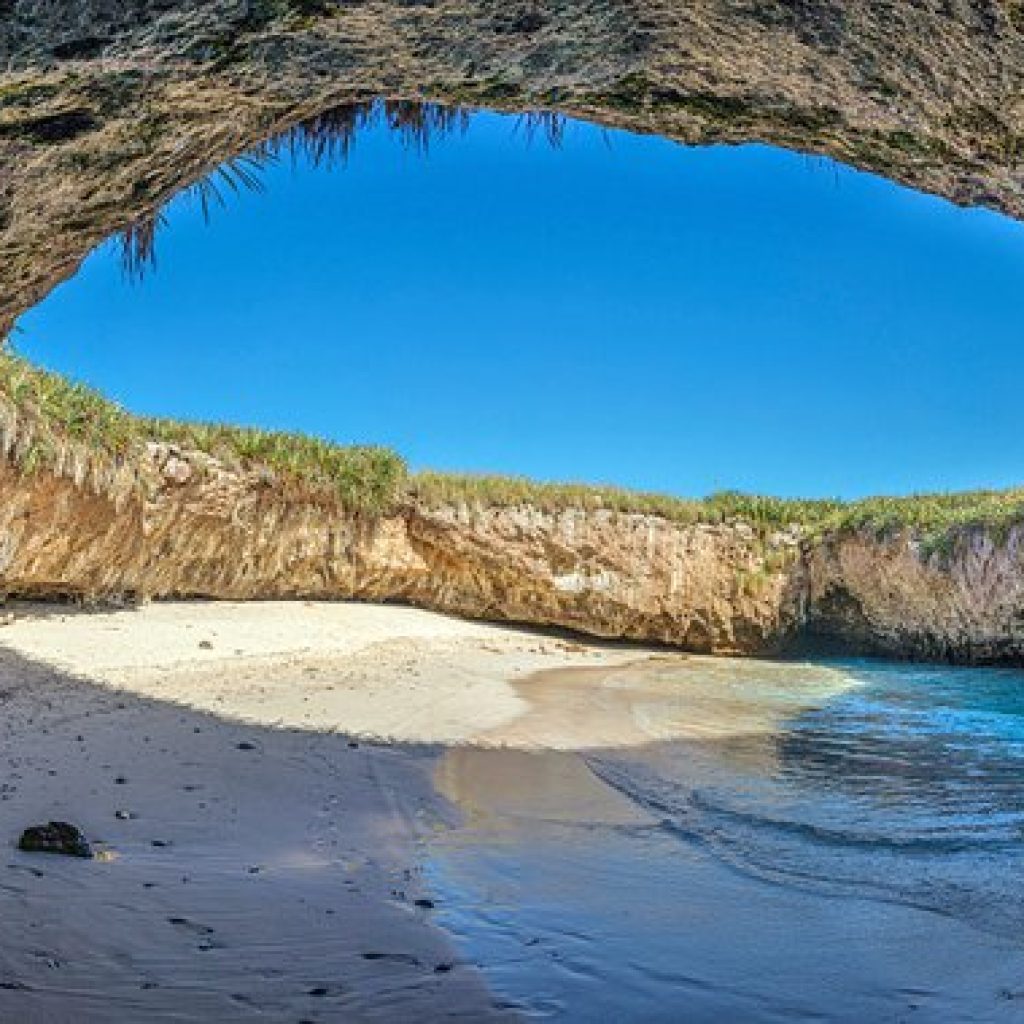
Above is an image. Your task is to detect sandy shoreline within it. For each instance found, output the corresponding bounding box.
[0,600,654,1021]
[4,601,1020,1022]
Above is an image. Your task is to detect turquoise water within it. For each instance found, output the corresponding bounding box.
[427,660,1024,1021]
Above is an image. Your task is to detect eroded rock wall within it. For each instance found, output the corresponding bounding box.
[2,440,1023,664]
[0,441,806,653]
[5,2,1024,336]
[804,527,1024,663]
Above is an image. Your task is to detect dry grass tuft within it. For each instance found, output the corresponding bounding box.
[117,99,562,278]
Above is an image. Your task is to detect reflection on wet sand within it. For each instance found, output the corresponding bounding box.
[429,657,1024,1022]
[472,654,857,751]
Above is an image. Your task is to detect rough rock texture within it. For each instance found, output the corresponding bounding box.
[0,441,808,654]
[804,527,1024,663]
[3,440,1024,664]
[5,2,1024,335]
[18,820,93,858]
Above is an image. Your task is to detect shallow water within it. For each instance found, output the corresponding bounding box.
[427,658,1024,1021]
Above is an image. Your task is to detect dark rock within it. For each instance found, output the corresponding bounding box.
[18,821,92,858]
[512,10,545,34]
[51,37,109,61]
[0,110,99,145]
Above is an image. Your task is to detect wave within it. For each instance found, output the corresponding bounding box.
[585,661,1024,942]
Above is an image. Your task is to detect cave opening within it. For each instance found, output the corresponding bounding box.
[10,99,1024,507]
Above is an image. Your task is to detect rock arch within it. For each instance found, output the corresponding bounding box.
[3,1,1024,334]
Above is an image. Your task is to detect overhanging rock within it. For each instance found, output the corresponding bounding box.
[3,1,1024,334]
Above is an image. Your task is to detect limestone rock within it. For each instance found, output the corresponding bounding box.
[0,442,1022,663]
[4,2,1024,337]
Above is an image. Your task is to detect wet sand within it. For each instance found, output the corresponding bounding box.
[430,748,1024,1022]
[429,662,1024,1023]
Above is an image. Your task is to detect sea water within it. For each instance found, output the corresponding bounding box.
[427,658,1024,1022]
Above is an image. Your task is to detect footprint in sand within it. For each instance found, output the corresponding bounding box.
[360,952,421,967]
[307,984,347,998]
[168,916,211,932]
[167,916,217,946]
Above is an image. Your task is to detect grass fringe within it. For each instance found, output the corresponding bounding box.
[407,473,1024,554]
[118,99,561,280]
[0,352,405,515]
[2,352,1023,552]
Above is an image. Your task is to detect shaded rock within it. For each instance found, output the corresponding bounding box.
[4,2,1024,347]
[18,821,92,858]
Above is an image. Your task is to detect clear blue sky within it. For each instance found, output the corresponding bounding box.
[14,111,1024,499]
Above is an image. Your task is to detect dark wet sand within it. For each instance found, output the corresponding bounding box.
[428,661,1024,1023]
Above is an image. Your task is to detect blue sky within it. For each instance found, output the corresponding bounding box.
[14,111,1024,499]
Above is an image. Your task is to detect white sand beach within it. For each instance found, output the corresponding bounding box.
[4,601,1021,1024]
[0,600,653,1021]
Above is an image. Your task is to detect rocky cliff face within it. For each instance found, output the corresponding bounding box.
[3,439,1023,665]
[804,527,1024,663]
[4,2,1024,336]
[0,440,807,653]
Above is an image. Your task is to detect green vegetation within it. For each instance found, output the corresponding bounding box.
[1,351,1023,548]
[411,473,1024,552]
[407,473,840,530]
[820,488,1024,556]
[0,352,405,514]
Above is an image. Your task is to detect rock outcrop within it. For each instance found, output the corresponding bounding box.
[5,2,1024,335]
[804,527,1024,663]
[2,439,1024,665]
[18,821,93,858]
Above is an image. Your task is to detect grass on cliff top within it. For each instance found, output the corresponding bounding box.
[407,472,842,529]
[2,351,1024,542]
[408,472,1024,546]
[0,352,406,514]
